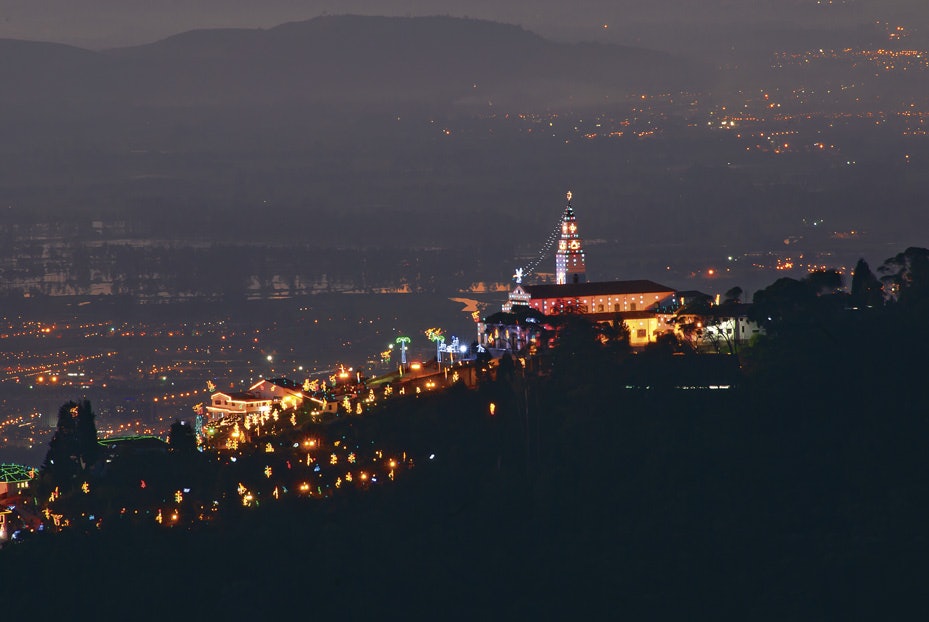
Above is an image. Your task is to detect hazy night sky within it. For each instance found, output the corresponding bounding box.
[1,0,928,298]
[1,0,925,49]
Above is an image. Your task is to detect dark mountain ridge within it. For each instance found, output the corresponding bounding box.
[0,15,705,108]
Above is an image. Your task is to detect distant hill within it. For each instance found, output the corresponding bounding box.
[0,15,705,109]
[0,0,919,51]
[0,39,115,103]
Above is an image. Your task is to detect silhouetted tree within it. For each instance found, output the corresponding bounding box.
[749,277,817,333]
[40,400,102,495]
[649,331,681,356]
[880,247,929,308]
[168,420,198,454]
[74,400,101,469]
[673,297,713,353]
[850,258,883,308]
[474,342,492,383]
[496,352,517,387]
[41,402,82,490]
[804,269,844,295]
[723,286,743,304]
[549,315,604,385]
[598,316,631,360]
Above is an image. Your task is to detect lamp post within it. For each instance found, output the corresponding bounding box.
[424,328,445,368]
[432,335,445,368]
[395,336,410,366]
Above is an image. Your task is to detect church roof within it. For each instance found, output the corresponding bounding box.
[523,280,675,299]
[214,391,264,401]
[248,378,303,393]
[0,463,36,483]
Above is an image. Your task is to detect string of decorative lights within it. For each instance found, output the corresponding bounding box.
[517,210,566,281]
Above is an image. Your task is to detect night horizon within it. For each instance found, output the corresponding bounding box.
[2,4,928,618]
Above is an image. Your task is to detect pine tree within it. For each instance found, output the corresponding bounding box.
[41,399,102,488]
[75,399,101,469]
[41,401,82,489]
[850,258,883,308]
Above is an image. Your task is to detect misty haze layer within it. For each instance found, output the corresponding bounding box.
[0,1,924,49]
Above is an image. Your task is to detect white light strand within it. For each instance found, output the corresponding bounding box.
[520,212,565,279]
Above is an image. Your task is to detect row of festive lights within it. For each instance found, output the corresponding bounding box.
[520,206,569,279]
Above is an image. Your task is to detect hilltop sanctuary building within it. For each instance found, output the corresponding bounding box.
[483,193,678,351]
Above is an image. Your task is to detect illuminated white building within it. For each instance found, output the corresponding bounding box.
[206,391,272,422]
[247,378,306,410]
[497,191,677,347]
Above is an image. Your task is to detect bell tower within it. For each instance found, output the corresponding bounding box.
[555,191,587,285]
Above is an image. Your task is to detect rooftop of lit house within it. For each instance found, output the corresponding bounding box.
[522,279,675,299]
[0,463,36,483]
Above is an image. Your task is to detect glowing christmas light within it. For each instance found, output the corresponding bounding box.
[395,336,411,364]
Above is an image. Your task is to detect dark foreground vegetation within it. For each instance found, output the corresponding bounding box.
[3,252,929,618]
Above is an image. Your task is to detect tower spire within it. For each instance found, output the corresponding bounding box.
[555,190,587,285]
